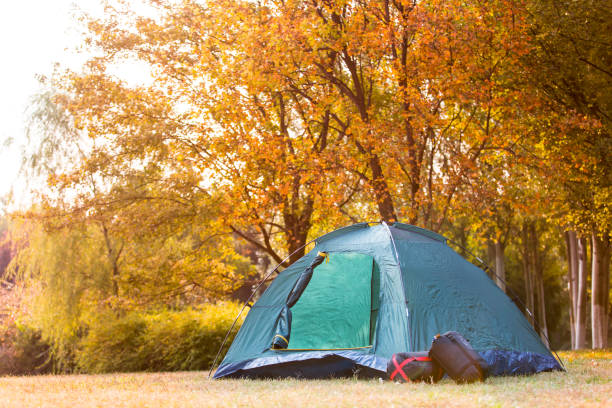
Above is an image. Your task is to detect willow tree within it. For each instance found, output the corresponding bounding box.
[7,79,257,370]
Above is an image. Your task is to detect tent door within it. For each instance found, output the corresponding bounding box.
[286,252,377,350]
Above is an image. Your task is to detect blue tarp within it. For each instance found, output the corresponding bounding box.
[214,349,561,379]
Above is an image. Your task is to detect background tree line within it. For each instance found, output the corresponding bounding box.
[0,0,609,373]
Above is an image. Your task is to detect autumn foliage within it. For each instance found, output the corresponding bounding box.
[2,0,609,372]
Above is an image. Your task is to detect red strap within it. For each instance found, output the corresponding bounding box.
[390,355,431,381]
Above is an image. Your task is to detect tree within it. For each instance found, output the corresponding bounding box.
[564,231,589,349]
[0,217,13,284]
[52,0,363,266]
[49,0,542,262]
[7,81,258,370]
[527,0,612,348]
[269,0,536,232]
[12,0,607,354]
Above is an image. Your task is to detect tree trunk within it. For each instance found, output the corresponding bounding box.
[564,230,578,349]
[101,222,121,297]
[591,231,610,349]
[457,221,467,258]
[531,223,549,346]
[487,239,496,280]
[495,241,506,293]
[285,225,309,265]
[535,273,549,347]
[522,223,535,326]
[283,197,314,265]
[369,154,398,223]
[575,236,589,349]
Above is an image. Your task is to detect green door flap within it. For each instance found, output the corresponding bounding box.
[287,252,375,350]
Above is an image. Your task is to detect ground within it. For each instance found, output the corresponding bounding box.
[0,350,609,407]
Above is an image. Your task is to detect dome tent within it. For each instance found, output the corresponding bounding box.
[213,222,562,379]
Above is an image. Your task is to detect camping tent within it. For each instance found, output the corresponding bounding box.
[213,222,562,379]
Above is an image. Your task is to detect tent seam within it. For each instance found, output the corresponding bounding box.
[382,221,413,351]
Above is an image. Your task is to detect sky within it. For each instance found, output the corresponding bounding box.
[0,1,156,211]
[0,1,104,209]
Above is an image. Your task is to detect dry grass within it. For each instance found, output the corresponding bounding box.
[0,350,609,408]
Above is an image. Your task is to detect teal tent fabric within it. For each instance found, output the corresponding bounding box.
[289,252,373,349]
[214,222,562,379]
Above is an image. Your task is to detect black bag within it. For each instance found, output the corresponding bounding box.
[387,352,444,383]
[429,331,489,384]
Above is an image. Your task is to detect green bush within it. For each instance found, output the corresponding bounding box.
[0,321,53,375]
[76,302,244,373]
[76,312,147,373]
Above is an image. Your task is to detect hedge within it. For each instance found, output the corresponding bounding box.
[76,302,244,373]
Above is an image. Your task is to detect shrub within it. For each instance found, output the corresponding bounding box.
[76,312,147,373]
[0,321,53,375]
[76,302,244,373]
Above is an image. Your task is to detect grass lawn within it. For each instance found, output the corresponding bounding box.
[0,350,609,408]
